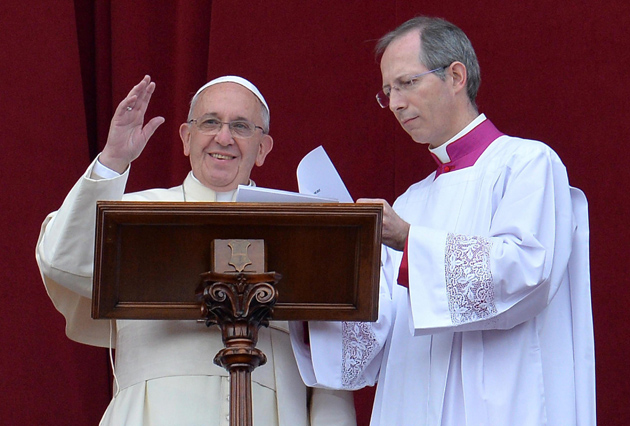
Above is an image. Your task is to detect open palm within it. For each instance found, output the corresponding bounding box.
[100,75,165,173]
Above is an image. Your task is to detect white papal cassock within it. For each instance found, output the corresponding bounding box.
[290,115,595,426]
[36,157,356,426]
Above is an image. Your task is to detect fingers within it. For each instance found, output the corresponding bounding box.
[129,75,151,100]
[116,75,154,116]
[117,94,138,116]
[357,198,408,250]
[357,198,392,214]
[357,198,393,217]
[142,116,166,141]
[357,198,385,204]
[135,76,157,112]
[103,75,164,172]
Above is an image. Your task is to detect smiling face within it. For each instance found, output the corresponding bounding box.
[380,30,471,148]
[179,82,273,192]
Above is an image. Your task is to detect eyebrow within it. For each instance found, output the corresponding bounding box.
[382,73,415,90]
[197,112,252,122]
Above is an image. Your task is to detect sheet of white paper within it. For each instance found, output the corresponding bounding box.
[297,146,353,202]
[235,185,337,203]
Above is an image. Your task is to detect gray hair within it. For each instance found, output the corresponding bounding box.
[376,16,481,107]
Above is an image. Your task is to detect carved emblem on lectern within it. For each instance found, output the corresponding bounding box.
[227,240,252,272]
[212,239,265,274]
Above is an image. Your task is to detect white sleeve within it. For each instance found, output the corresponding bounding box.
[92,156,123,179]
[290,246,394,391]
[566,187,596,424]
[406,148,575,335]
[35,156,129,346]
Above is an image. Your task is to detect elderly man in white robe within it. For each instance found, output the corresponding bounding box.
[36,75,356,426]
[289,16,596,426]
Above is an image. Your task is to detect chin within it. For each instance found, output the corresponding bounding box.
[410,134,431,145]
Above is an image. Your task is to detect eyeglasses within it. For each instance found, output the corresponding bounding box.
[188,116,265,138]
[376,66,447,108]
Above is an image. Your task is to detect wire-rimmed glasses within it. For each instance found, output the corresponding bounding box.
[376,66,447,108]
[188,116,264,138]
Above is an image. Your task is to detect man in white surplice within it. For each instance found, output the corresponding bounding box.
[36,75,356,426]
[289,17,595,426]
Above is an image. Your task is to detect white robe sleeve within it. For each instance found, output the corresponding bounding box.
[290,246,394,390]
[405,146,576,335]
[35,157,129,347]
[567,187,596,425]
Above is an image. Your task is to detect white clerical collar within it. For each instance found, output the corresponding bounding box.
[185,172,254,201]
[429,114,486,163]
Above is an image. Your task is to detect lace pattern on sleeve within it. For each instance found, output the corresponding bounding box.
[341,321,378,388]
[445,233,497,324]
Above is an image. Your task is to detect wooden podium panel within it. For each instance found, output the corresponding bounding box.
[92,201,382,322]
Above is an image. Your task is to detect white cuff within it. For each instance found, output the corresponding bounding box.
[92,155,122,179]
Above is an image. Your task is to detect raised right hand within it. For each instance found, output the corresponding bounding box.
[99,75,166,173]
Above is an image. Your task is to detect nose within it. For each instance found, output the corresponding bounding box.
[214,122,234,146]
[388,88,407,111]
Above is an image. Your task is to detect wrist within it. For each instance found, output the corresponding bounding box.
[99,151,130,174]
[397,222,410,251]
[93,155,122,179]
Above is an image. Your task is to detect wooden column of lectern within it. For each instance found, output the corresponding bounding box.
[92,201,382,426]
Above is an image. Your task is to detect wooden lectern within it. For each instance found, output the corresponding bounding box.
[92,201,382,426]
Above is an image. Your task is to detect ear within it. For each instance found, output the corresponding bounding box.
[448,61,468,95]
[255,134,274,167]
[179,122,191,156]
